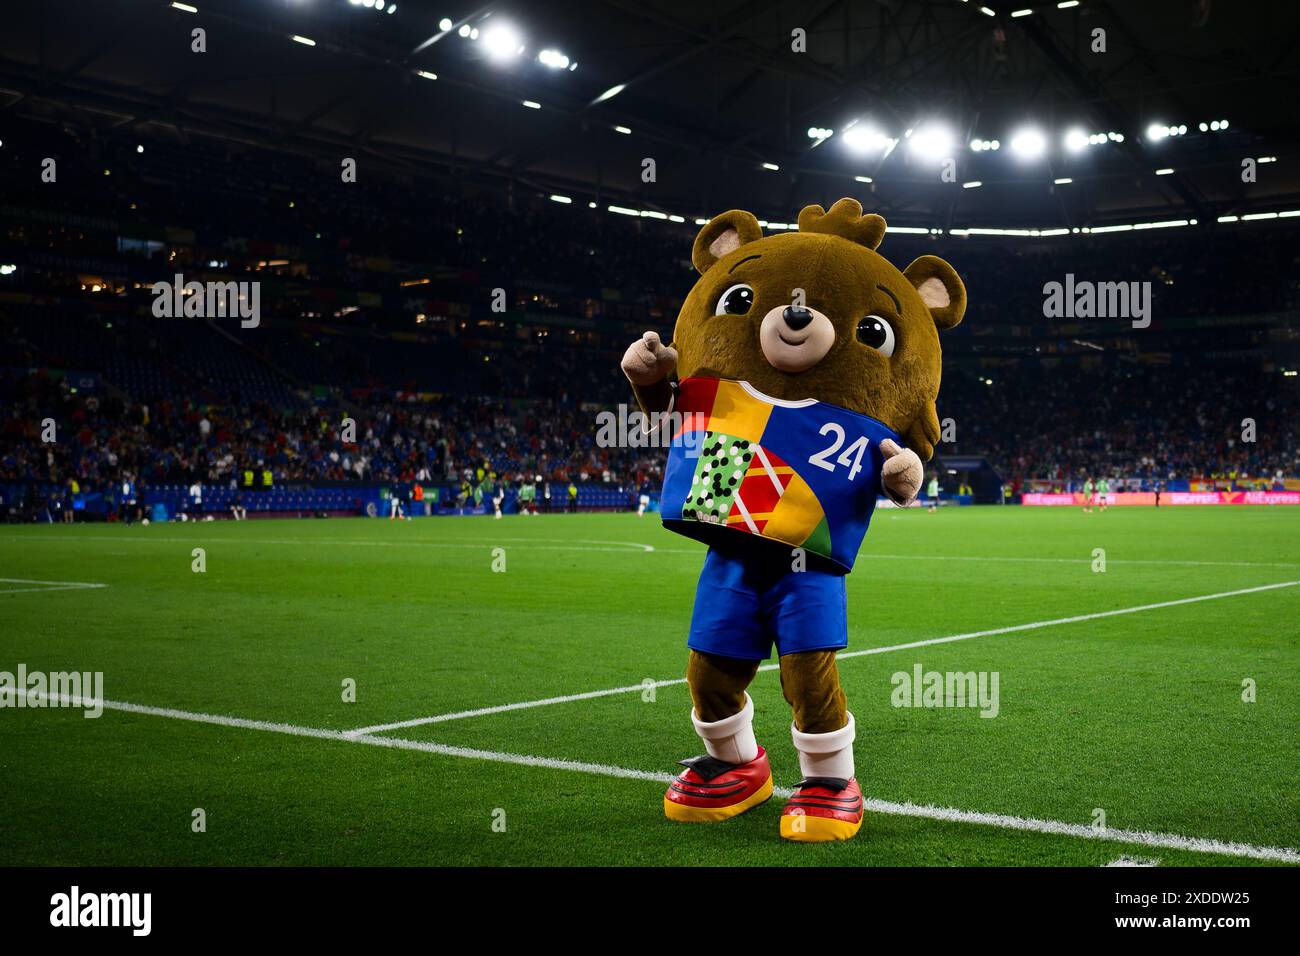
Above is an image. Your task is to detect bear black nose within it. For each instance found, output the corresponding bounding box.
[783,306,813,331]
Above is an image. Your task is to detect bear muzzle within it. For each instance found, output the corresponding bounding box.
[759,304,836,373]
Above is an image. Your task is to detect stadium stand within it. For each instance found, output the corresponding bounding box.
[2,113,1298,518]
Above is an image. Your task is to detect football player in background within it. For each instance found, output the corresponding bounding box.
[517,478,537,515]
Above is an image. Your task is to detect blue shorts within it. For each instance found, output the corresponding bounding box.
[687,546,848,661]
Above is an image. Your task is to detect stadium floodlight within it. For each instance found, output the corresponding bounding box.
[1155,167,1174,175]
[0,264,16,275]
[979,6,996,16]
[481,23,525,60]
[1199,122,1209,132]
[1257,156,1277,163]
[1009,127,1047,159]
[416,70,438,81]
[761,162,780,171]
[1064,128,1089,153]
[538,49,570,69]
[1054,177,1073,184]
[842,124,894,154]
[1058,1,1080,7]
[291,35,316,47]
[962,181,982,189]
[807,127,834,143]
[387,4,397,13]
[854,175,873,183]
[907,124,953,161]
[521,100,541,109]
[457,24,471,37]
[439,17,452,31]
[136,144,144,154]
[1010,9,1033,17]
[593,84,625,104]
[549,195,572,204]
[170,2,198,12]
[1146,123,1169,141]
[613,125,632,134]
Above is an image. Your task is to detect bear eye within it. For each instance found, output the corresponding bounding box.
[714,283,755,316]
[857,315,896,356]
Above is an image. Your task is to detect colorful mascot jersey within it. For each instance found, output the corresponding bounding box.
[660,377,900,573]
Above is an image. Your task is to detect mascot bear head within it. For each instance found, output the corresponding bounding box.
[669,197,965,459]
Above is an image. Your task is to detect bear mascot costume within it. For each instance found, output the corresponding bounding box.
[621,197,966,842]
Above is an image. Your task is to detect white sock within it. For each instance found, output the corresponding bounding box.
[691,692,758,765]
[791,712,856,780]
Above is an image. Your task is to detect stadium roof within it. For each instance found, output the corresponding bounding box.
[2,0,1298,229]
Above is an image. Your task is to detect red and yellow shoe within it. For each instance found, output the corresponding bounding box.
[664,747,774,823]
[779,776,864,842]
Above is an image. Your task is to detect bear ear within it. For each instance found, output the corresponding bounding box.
[692,209,764,274]
[903,255,966,331]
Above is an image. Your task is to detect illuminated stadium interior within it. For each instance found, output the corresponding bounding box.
[1,0,1298,516]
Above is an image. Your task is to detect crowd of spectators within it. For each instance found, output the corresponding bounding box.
[2,115,1298,504]
[941,363,1299,483]
[0,373,664,493]
[4,330,1296,501]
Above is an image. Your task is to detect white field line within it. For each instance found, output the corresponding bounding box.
[0,578,109,595]
[348,579,1300,736]
[4,686,1297,865]
[4,534,1298,568]
[858,553,1300,569]
[1106,856,1161,867]
[343,680,693,735]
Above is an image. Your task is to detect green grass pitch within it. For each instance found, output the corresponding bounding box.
[1,505,1297,866]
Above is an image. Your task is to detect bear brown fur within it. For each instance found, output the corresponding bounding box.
[621,197,965,830]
